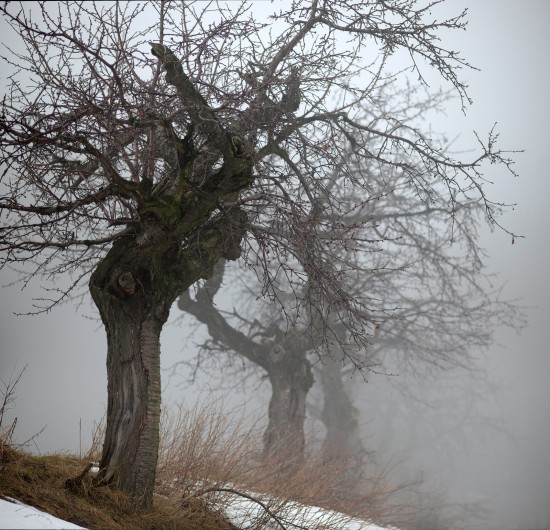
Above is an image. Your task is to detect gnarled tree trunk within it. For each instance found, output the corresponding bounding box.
[89,236,178,505]
[178,263,315,464]
[263,343,313,462]
[320,357,366,488]
[90,204,248,506]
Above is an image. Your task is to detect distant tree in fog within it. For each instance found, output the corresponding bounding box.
[177,87,522,471]
[0,0,520,507]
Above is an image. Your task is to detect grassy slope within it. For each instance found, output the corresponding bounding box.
[0,397,409,530]
[0,445,237,530]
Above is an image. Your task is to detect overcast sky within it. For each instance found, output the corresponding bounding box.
[1,2,549,530]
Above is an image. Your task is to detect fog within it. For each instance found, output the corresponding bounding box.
[1,1,549,530]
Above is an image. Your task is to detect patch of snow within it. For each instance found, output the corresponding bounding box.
[0,497,87,530]
[1,485,399,530]
[208,487,398,530]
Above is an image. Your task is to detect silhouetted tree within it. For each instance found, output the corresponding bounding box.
[0,0,518,507]
[176,87,521,471]
[179,258,315,461]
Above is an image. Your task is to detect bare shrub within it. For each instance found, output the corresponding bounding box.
[156,397,264,495]
[0,367,23,450]
[0,366,45,455]
[83,414,105,463]
[154,397,407,529]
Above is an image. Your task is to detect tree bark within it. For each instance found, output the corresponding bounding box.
[320,357,366,488]
[89,236,175,506]
[263,343,313,462]
[95,308,165,505]
[89,206,247,506]
[82,41,253,506]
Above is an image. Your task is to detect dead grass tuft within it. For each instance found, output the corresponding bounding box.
[0,445,238,529]
[0,372,237,530]
[155,399,406,529]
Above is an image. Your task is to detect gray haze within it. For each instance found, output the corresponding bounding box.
[1,1,549,529]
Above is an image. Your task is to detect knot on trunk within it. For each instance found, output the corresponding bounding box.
[268,342,287,363]
[117,271,136,296]
[229,134,252,160]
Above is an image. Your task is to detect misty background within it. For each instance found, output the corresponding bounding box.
[1,1,549,529]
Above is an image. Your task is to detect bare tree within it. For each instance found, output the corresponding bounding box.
[0,0,518,507]
[178,258,315,462]
[176,85,522,473]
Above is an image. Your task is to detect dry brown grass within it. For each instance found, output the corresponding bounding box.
[154,399,407,529]
[0,440,238,530]
[0,370,236,530]
[1,373,406,530]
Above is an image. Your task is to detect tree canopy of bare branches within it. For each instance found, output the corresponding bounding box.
[0,0,519,507]
[177,89,522,465]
